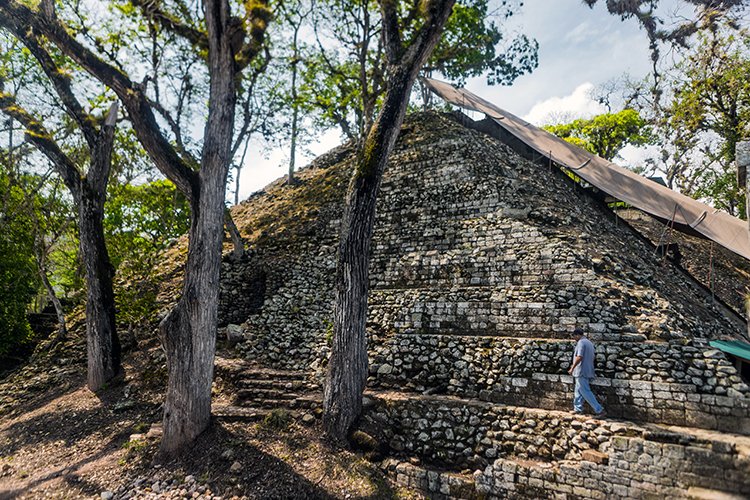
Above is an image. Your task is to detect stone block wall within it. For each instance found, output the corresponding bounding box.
[218,260,267,326]
[370,336,750,391]
[477,432,750,499]
[616,208,750,318]
[221,112,750,435]
[362,394,613,468]
[365,395,750,499]
[367,334,750,432]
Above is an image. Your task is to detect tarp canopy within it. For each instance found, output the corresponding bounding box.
[710,339,750,362]
[423,78,750,262]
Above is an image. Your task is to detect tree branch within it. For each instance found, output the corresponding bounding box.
[20,29,98,147]
[0,0,199,201]
[88,101,118,195]
[0,79,81,196]
[397,0,455,75]
[231,47,270,156]
[130,0,209,50]
[145,94,198,166]
[235,0,272,70]
[379,0,402,64]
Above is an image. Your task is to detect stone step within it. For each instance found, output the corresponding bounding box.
[234,393,322,410]
[214,356,310,382]
[377,331,652,342]
[232,369,308,382]
[359,391,750,498]
[379,458,477,499]
[368,332,750,434]
[211,404,270,421]
[368,371,750,436]
[358,390,750,467]
[237,388,304,401]
[687,486,747,500]
[237,378,315,391]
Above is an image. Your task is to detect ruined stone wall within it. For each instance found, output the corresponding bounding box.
[371,336,748,392]
[362,394,615,468]
[476,432,750,499]
[387,436,750,500]
[221,113,750,435]
[368,395,750,499]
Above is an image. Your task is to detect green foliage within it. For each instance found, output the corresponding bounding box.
[426,0,538,86]
[0,172,39,357]
[544,109,653,161]
[104,179,190,325]
[300,0,537,140]
[588,6,749,216]
[668,29,750,216]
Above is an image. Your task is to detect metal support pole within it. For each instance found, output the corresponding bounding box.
[736,140,750,330]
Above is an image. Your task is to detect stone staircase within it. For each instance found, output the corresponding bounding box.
[211,356,322,420]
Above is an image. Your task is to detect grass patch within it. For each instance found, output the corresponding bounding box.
[132,422,150,434]
[260,409,291,431]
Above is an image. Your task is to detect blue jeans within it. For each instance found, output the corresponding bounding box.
[574,377,603,413]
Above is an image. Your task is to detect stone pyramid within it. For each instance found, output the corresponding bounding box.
[213,112,750,498]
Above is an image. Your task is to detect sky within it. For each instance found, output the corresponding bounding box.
[235,0,683,201]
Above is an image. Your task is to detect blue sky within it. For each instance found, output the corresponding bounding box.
[472,0,656,122]
[236,0,682,199]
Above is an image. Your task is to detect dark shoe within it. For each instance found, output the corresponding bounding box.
[595,409,607,418]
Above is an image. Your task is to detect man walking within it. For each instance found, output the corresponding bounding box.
[568,327,605,417]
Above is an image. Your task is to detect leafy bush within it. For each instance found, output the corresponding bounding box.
[0,176,39,357]
[104,179,190,326]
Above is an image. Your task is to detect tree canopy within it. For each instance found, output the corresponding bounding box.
[300,0,538,141]
[544,109,653,161]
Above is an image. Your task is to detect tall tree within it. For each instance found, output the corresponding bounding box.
[0,0,271,455]
[323,0,457,445]
[0,26,122,390]
[606,25,750,213]
[587,2,748,210]
[322,0,538,447]
[584,0,745,83]
[274,0,313,185]
[669,27,750,216]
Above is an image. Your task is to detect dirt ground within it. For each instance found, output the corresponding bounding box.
[0,341,416,500]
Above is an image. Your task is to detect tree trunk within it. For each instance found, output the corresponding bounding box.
[79,185,120,390]
[288,23,300,186]
[288,100,299,185]
[323,68,420,445]
[225,208,245,260]
[234,163,242,206]
[79,105,120,392]
[322,0,455,446]
[158,0,236,458]
[159,162,230,457]
[36,249,67,346]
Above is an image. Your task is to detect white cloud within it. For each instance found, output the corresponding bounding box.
[523,82,607,126]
